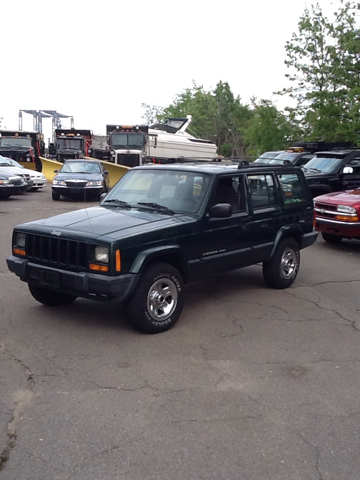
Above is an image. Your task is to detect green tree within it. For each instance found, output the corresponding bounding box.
[243,99,295,158]
[280,1,360,143]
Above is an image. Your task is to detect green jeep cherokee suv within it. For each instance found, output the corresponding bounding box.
[7,163,317,334]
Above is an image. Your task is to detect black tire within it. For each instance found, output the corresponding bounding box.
[124,262,184,334]
[28,284,77,306]
[52,192,61,201]
[322,232,343,244]
[263,238,300,289]
[30,188,39,192]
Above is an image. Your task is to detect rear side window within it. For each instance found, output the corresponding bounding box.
[247,174,277,208]
[277,173,306,204]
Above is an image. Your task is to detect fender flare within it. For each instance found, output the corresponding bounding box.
[130,245,190,281]
[267,225,302,261]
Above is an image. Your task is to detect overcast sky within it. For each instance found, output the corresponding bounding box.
[1,0,343,143]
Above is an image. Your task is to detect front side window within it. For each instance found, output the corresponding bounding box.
[247,174,277,208]
[277,173,306,204]
[213,176,244,212]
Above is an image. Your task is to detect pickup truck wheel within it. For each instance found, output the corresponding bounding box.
[322,232,343,244]
[263,238,300,289]
[124,263,184,334]
[28,284,77,306]
[52,192,61,201]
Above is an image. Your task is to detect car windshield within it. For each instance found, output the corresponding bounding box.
[0,138,31,147]
[0,157,15,167]
[60,162,101,173]
[1,158,23,168]
[272,153,297,162]
[57,138,83,149]
[302,155,344,174]
[103,169,211,214]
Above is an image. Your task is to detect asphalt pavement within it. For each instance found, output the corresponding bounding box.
[1,186,360,480]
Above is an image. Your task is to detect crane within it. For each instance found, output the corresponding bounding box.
[19,110,74,142]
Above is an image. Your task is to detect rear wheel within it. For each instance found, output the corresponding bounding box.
[322,232,343,244]
[52,192,61,201]
[124,262,184,334]
[263,238,300,289]
[28,284,77,306]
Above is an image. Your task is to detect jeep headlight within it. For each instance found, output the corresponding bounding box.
[53,180,66,185]
[336,205,356,214]
[0,179,10,184]
[86,180,102,186]
[95,246,109,263]
[16,232,26,248]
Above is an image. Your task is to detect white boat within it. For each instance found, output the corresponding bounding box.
[108,116,218,167]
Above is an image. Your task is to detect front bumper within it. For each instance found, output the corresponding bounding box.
[0,183,28,196]
[52,185,105,197]
[7,255,138,302]
[316,218,360,238]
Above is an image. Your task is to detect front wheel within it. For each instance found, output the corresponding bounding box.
[322,232,343,244]
[124,262,184,334]
[28,284,77,306]
[52,192,61,201]
[263,238,300,289]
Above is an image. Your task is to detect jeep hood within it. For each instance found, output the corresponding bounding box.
[18,205,188,239]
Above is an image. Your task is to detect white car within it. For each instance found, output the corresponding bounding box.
[0,156,47,191]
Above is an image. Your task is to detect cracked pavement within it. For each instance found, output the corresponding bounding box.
[1,187,360,479]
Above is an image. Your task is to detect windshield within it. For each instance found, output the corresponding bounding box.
[0,157,23,168]
[254,158,272,164]
[302,155,344,174]
[0,137,31,147]
[60,161,101,173]
[111,133,145,148]
[272,153,297,162]
[57,138,83,149]
[103,169,211,214]
[0,157,16,166]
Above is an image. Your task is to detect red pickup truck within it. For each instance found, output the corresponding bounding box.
[314,189,360,243]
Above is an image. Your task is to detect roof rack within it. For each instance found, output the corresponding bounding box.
[237,160,250,168]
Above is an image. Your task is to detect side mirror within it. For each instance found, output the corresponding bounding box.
[103,170,109,175]
[209,203,232,218]
[343,166,354,174]
[54,169,59,173]
[100,192,107,202]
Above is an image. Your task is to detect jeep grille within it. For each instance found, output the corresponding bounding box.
[26,234,88,269]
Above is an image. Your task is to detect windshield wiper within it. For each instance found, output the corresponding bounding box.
[102,199,132,208]
[137,202,174,214]
[307,168,322,173]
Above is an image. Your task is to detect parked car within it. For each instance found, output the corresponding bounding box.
[254,151,284,164]
[270,148,315,167]
[2,157,47,191]
[302,150,360,198]
[7,162,317,334]
[51,159,110,201]
[0,172,28,198]
[0,156,33,190]
[314,189,360,243]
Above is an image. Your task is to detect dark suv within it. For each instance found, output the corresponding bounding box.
[7,163,317,334]
[302,150,360,197]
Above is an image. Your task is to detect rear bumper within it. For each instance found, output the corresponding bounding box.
[300,231,318,249]
[7,255,137,302]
